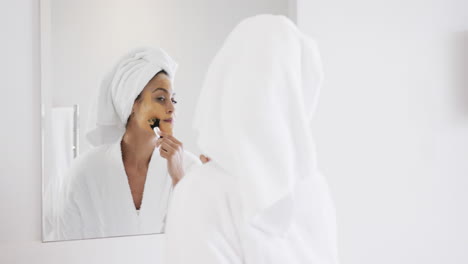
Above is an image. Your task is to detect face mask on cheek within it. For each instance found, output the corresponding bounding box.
[159,122,173,135]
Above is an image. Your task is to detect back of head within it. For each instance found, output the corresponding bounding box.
[193,15,325,235]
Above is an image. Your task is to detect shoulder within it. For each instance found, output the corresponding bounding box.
[70,146,109,171]
[67,145,112,185]
[165,163,243,263]
[182,149,203,168]
[167,162,240,244]
[176,161,234,200]
[182,149,200,162]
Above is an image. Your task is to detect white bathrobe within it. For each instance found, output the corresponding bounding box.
[166,162,337,264]
[165,15,339,264]
[54,136,201,241]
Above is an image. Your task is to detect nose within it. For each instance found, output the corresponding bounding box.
[166,100,175,114]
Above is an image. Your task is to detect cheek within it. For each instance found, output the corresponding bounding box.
[140,102,165,117]
[159,122,173,134]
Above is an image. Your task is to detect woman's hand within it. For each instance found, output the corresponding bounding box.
[156,131,184,186]
[199,154,211,164]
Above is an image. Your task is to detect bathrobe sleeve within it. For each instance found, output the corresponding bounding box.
[183,150,202,172]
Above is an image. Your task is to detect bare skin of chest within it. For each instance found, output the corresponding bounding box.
[125,168,148,210]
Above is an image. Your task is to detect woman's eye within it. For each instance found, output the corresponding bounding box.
[156,97,165,102]
[172,99,178,104]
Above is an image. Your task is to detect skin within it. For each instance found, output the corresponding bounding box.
[199,154,211,164]
[120,72,184,210]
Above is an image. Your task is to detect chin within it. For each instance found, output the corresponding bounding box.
[160,125,173,135]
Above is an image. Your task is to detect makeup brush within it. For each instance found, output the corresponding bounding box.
[150,118,162,138]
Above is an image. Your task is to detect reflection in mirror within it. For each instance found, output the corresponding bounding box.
[41,0,293,241]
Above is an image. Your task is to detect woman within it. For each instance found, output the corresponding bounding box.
[55,47,201,240]
[165,15,339,264]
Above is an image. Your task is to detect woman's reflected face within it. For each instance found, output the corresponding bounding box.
[131,72,177,135]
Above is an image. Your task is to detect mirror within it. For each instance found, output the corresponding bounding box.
[41,0,294,242]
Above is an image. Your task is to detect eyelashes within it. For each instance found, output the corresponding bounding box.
[156,97,178,104]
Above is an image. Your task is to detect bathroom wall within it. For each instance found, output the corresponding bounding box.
[297,0,468,263]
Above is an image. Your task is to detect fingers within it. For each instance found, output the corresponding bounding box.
[158,140,182,158]
[155,137,163,148]
[159,131,183,146]
[200,154,211,164]
[158,132,183,151]
[156,132,184,160]
[159,141,175,158]
[162,137,180,150]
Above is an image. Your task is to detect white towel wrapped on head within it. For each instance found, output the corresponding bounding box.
[86,47,178,147]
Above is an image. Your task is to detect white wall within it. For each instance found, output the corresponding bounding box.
[298,1,468,264]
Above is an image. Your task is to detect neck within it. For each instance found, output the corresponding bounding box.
[121,121,155,168]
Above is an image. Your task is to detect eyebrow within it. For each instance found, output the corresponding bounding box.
[152,88,175,96]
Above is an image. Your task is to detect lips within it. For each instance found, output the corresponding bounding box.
[163,118,173,123]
